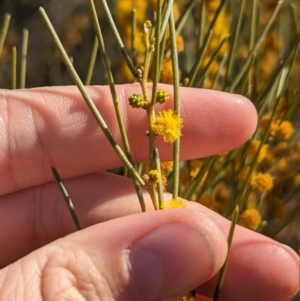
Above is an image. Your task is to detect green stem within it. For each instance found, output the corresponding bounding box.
[39,7,145,186]
[175,0,196,36]
[99,0,137,77]
[86,1,147,211]
[183,156,215,200]
[20,28,29,89]
[159,0,174,42]
[153,148,164,209]
[169,11,180,200]
[52,167,82,230]
[248,0,258,101]
[223,0,246,89]
[188,0,227,87]
[85,36,98,85]
[188,29,212,87]
[131,9,137,66]
[151,0,163,106]
[0,13,11,58]
[196,35,229,87]
[147,107,156,169]
[11,46,17,90]
[213,206,239,301]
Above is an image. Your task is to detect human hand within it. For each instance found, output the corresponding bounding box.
[0,84,298,301]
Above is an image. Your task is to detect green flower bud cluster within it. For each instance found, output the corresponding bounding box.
[156,89,170,104]
[144,20,152,29]
[128,94,145,108]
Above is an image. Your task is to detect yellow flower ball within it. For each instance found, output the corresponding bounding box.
[247,140,268,163]
[240,208,262,231]
[152,109,183,143]
[161,199,186,209]
[276,120,294,140]
[251,172,274,193]
[160,58,174,84]
[198,193,214,209]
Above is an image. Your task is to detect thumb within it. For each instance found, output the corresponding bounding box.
[0,209,227,301]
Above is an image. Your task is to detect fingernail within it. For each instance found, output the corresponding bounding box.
[128,222,215,300]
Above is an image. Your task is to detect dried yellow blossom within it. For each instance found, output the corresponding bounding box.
[292,174,300,187]
[160,58,173,84]
[198,193,214,209]
[247,140,268,163]
[161,199,186,209]
[218,152,228,162]
[177,295,197,301]
[276,120,294,140]
[152,110,183,143]
[214,182,230,212]
[251,172,274,193]
[166,35,185,53]
[115,0,147,24]
[294,140,300,152]
[148,0,163,9]
[265,196,286,221]
[180,168,191,187]
[160,161,173,172]
[238,166,250,183]
[189,159,203,178]
[198,171,208,187]
[240,208,262,230]
[148,1,180,21]
[262,32,281,50]
[205,0,221,13]
[273,141,288,156]
[161,174,167,190]
[260,114,278,135]
[215,182,231,202]
[142,169,161,185]
[276,158,290,176]
[115,0,148,56]
[263,152,276,169]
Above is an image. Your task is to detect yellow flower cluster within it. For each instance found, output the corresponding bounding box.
[161,199,186,209]
[177,295,197,301]
[142,169,161,185]
[247,140,268,163]
[160,161,173,172]
[251,173,274,194]
[152,110,183,143]
[240,208,262,231]
[198,193,214,209]
[260,115,294,140]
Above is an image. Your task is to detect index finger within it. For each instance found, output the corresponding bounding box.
[0,84,257,195]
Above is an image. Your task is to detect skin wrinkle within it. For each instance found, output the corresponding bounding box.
[0,264,15,300]
[105,84,133,159]
[3,93,19,193]
[43,244,110,301]
[5,93,52,193]
[32,184,55,250]
[30,103,53,191]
